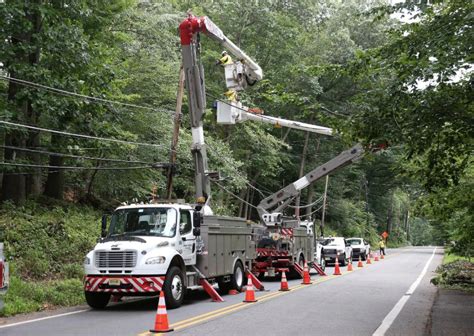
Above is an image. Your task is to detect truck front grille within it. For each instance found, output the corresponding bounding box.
[95,251,137,268]
[324,249,337,254]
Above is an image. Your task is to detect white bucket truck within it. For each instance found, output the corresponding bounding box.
[84,203,255,309]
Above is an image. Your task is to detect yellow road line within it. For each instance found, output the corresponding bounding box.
[140,252,404,335]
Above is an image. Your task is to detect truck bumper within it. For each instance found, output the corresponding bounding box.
[84,275,165,294]
[323,254,344,264]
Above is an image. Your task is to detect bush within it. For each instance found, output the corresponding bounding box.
[0,200,100,281]
[0,200,100,316]
[2,276,85,316]
[431,259,474,291]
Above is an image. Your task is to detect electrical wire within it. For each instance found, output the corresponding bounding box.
[0,120,172,150]
[212,180,258,210]
[0,75,176,115]
[288,194,324,209]
[299,204,324,218]
[0,162,158,171]
[0,170,60,175]
[206,142,268,198]
[0,145,154,164]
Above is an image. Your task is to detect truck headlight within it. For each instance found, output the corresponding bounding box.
[84,257,91,265]
[145,256,166,264]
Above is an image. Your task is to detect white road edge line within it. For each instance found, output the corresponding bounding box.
[372,247,437,336]
[0,309,89,329]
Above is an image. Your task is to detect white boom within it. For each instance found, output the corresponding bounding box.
[216,100,333,135]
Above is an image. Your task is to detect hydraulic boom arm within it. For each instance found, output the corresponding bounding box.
[179,14,263,206]
[257,144,364,223]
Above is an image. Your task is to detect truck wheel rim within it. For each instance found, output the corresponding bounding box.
[235,266,243,287]
[171,275,183,300]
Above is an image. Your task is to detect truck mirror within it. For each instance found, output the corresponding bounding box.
[193,227,201,236]
[193,212,203,228]
[101,215,108,238]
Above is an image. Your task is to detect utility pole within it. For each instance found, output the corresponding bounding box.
[166,66,185,200]
[320,175,329,237]
[364,178,370,228]
[295,130,310,219]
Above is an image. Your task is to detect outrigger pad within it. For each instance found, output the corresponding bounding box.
[246,271,266,291]
[199,279,224,302]
[311,263,327,276]
[292,263,305,278]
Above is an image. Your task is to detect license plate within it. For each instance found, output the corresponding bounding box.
[108,279,121,286]
[325,257,331,260]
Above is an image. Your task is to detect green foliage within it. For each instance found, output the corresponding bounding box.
[0,200,100,280]
[2,276,84,317]
[431,259,474,292]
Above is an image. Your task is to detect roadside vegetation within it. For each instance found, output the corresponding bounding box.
[0,0,471,316]
[432,251,474,293]
[0,200,100,316]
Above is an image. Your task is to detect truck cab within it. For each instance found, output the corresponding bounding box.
[84,203,195,309]
[321,237,353,266]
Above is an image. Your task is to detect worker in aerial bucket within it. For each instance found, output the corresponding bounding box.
[215,50,233,65]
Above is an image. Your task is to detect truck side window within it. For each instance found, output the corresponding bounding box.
[179,210,192,235]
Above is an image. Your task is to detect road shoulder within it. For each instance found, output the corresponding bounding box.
[429,288,474,336]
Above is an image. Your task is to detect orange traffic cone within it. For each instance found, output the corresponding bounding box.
[301,262,312,284]
[243,274,257,303]
[150,291,173,333]
[228,289,239,295]
[381,253,385,259]
[347,260,353,271]
[366,253,372,265]
[374,253,379,262]
[357,255,364,268]
[279,270,290,291]
[333,255,342,275]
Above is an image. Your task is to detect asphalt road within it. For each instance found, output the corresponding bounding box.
[0,247,443,336]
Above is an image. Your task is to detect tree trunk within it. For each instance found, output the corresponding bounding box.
[1,132,27,203]
[44,135,65,199]
[25,4,42,196]
[1,1,43,203]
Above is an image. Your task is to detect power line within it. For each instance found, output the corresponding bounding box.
[299,204,324,218]
[0,145,154,164]
[0,75,177,115]
[0,170,60,176]
[288,194,324,209]
[206,142,268,198]
[212,180,258,210]
[0,162,165,171]
[0,120,172,150]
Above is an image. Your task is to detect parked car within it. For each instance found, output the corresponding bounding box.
[346,237,370,261]
[321,237,353,266]
[314,237,326,271]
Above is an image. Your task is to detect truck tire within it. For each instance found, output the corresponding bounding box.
[163,266,185,309]
[320,258,326,271]
[218,260,245,293]
[341,253,346,266]
[85,292,110,309]
[362,252,367,261]
[230,261,245,292]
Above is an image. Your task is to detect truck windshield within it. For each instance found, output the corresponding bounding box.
[109,208,177,238]
[347,239,361,245]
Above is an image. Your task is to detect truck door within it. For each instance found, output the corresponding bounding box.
[179,210,196,265]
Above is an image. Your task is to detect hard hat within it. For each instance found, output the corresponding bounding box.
[221,50,227,56]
